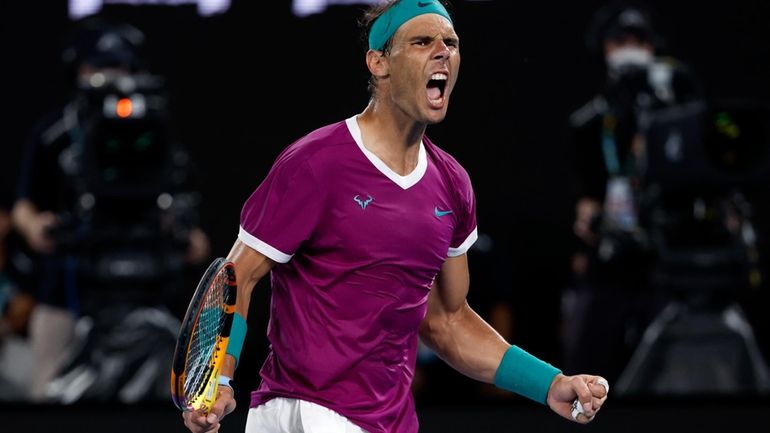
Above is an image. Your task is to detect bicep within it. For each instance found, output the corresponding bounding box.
[421,254,509,380]
[426,254,470,319]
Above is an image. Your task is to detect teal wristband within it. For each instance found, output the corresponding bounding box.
[494,345,561,404]
[226,312,247,368]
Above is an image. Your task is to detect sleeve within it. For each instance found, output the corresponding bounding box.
[238,149,325,263]
[447,166,478,257]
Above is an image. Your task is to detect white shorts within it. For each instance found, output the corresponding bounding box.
[245,397,369,433]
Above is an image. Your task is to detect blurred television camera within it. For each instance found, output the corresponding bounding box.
[568,3,770,395]
[613,98,770,395]
[10,17,210,403]
[53,67,199,294]
[573,4,769,288]
[638,100,770,300]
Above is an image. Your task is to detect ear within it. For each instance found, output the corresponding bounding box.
[366,49,389,78]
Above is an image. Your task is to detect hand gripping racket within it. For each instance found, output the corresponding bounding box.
[171,257,237,412]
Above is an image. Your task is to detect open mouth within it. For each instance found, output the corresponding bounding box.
[426,73,448,105]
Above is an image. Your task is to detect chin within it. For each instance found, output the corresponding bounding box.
[424,109,448,125]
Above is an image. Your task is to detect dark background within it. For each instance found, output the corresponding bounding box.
[2,0,770,430]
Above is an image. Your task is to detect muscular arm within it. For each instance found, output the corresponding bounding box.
[183,239,275,432]
[419,254,610,424]
[219,239,276,378]
[418,254,509,383]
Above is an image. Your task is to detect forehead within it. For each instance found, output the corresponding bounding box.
[392,13,457,41]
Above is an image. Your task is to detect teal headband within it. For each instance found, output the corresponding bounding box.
[368,0,453,51]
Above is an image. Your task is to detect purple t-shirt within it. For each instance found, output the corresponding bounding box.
[238,116,478,433]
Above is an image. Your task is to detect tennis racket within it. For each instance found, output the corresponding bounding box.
[171,257,237,412]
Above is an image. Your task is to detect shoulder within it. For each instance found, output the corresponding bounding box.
[424,136,477,224]
[423,135,472,186]
[273,120,352,171]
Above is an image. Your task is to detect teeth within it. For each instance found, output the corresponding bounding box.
[430,73,448,80]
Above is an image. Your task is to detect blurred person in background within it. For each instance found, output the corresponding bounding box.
[564,2,703,384]
[0,188,36,400]
[12,15,210,403]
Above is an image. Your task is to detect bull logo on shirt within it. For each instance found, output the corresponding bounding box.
[353,194,374,209]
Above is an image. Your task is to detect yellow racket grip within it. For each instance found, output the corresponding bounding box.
[191,335,230,413]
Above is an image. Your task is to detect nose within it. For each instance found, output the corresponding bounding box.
[433,40,450,60]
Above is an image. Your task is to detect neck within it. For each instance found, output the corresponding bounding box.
[356,99,426,176]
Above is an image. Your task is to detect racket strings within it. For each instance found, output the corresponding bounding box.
[184,270,233,401]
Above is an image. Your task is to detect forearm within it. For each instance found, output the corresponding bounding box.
[11,199,39,237]
[220,240,274,378]
[419,301,509,383]
[227,242,267,318]
[11,199,58,253]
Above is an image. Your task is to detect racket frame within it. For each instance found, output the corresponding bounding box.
[170,257,237,412]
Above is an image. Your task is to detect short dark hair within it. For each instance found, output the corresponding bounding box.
[585,3,664,58]
[358,0,401,55]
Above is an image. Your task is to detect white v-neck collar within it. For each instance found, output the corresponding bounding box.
[345,116,427,190]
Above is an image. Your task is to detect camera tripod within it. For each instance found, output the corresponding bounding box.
[615,236,770,395]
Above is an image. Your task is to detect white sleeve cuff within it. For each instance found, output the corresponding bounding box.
[447,227,478,257]
[238,226,293,263]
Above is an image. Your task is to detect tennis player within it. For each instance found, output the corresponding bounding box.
[183,1,608,432]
